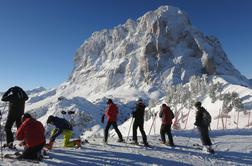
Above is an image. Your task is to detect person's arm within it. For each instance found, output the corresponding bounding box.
[101,114,105,123]
[16,121,26,140]
[171,110,175,119]
[1,88,13,101]
[194,110,202,126]
[104,106,110,118]
[159,109,163,118]
[50,128,63,142]
[22,89,29,101]
[132,105,138,118]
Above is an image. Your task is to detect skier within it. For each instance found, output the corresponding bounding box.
[131,98,149,146]
[194,101,214,153]
[159,103,175,146]
[45,115,81,150]
[102,99,123,143]
[1,86,28,149]
[16,113,45,160]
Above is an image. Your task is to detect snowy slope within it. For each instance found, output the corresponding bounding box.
[114,76,252,137]
[1,129,252,165]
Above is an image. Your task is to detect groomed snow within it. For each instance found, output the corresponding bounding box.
[1,129,252,165]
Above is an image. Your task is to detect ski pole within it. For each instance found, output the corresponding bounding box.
[148,113,157,136]
[186,126,196,147]
[126,117,134,142]
[153,114,156,136]
[0,102,8,161]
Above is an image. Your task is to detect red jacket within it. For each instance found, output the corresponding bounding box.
[16,118,45,148]
[105,103,119,122]
[159,105,174,125]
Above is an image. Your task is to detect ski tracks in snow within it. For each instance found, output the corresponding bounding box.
[2,132,252,165]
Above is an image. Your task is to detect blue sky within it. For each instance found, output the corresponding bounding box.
[0,0,251,91]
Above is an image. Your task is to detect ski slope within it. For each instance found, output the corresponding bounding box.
[1,129,252,166]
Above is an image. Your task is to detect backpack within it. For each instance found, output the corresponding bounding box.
[202,110,212,126]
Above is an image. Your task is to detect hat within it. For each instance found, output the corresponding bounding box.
[162,103,167,107]
[194,101,201,108]
[22,113,32,122]
[137,98,143,102]
[46,115,54,124]
[107,99,113,104]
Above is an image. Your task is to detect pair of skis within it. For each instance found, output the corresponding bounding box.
[193,143,215,154]
[3,148,52,163]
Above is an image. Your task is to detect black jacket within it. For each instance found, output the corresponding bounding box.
[132,102,145,122]
[1,86,28,102]
[1,86,28,117]
[194,106,207,127]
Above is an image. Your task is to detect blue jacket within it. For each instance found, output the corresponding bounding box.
[49,116,72,142]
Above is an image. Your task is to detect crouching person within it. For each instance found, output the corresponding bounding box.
[45,115,80,150]
[16,113,45,161]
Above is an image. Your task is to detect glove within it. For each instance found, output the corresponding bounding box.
[19,141,25,147]
[101,114,105,124]
[44,141,54,150]
[132,111,136,118]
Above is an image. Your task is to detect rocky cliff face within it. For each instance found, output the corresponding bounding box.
[68,6,247,98]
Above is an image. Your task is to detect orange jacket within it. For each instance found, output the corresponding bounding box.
[16,118,45,148]
[105,103,119,122]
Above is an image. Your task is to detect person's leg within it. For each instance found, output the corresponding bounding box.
[166,124,174,146]
[197,126,208,145]
[112,122,123,141]
[205,128,212,146]
[138,121,147,144]
[15,116,22,129]
[44,129,58,149]
[4,116,15,145]
[104,122,112,143]
[132,121,138,143]
[63,130,75,147]
[19,144,44,160]
[160,124,166,143]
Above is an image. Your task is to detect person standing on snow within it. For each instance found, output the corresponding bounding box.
[159,103,175,146]
[16,113,45,160]
[131,98,149,146]
[102,99,123,143]
[45,115,81,150]
[194,101,214,153]
[1,86,28,149]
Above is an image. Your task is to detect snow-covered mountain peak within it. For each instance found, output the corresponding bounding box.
[137,5,191,35]
[69,5,248,100]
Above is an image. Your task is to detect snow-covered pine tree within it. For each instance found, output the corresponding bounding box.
[146,98,158,121]
[221,92,233,113]
[230,92,244,112]
[210,82,223,103]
